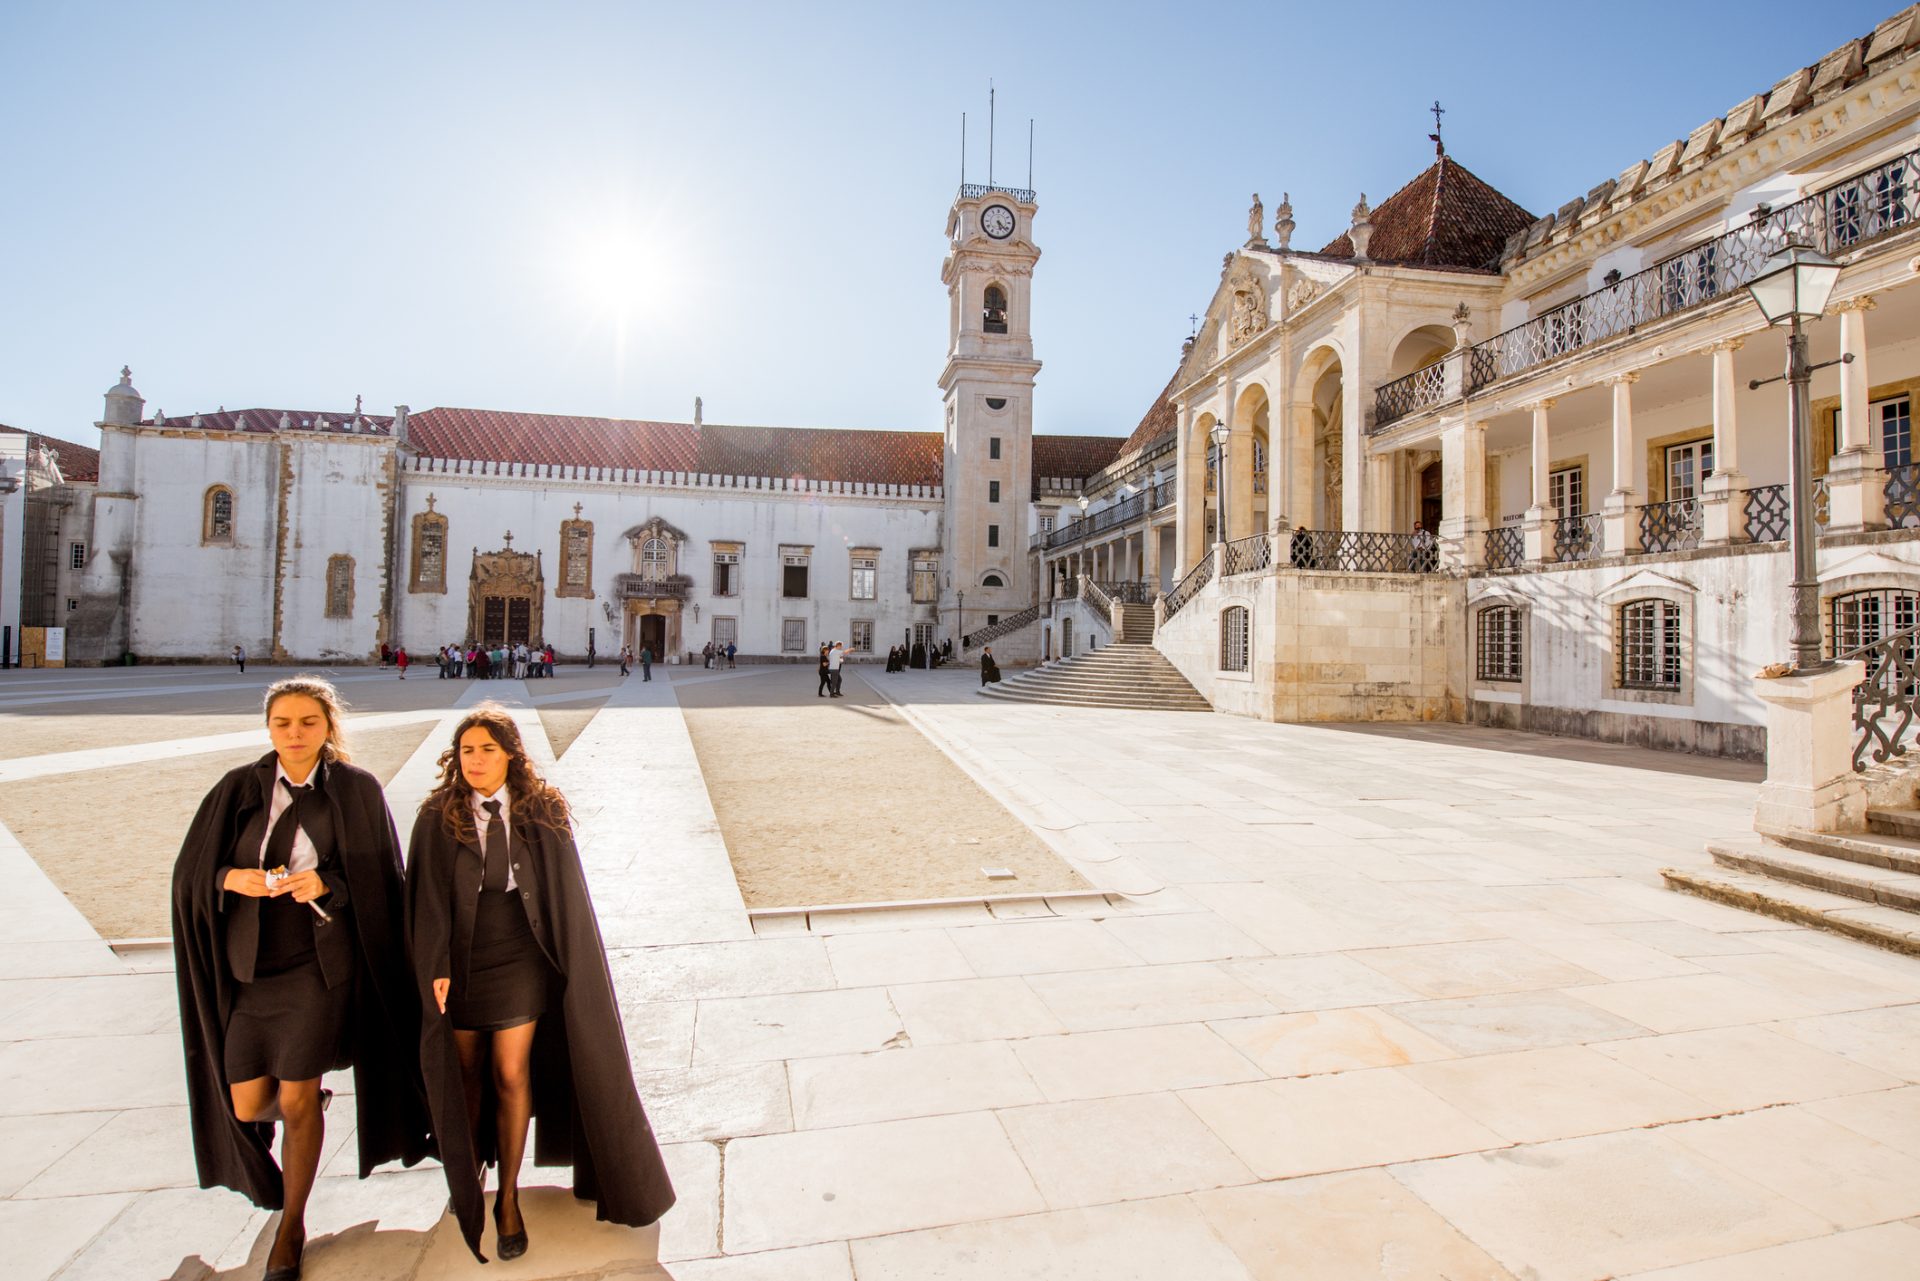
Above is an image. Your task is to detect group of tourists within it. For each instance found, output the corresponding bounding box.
[699,640,737,669]
[620,645,652,680]
[435,642,557,680]
[883,638,955,672]
[816,640,849,697]
[171,679,673,1278]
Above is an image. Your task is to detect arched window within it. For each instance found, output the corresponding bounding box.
[1617,599,1682,690]
[1220,606,1250,672]
[982,572,1006,588]
[1830,587,1920,657]
[1476,605,1522,682]
[203,485,235,544]
[983,284,1009,334]
[641,537,670,580]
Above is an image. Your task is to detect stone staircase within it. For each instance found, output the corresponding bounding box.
[1662,808,1920,955]
[979,641,1213,713]
[1114,603,1155,643]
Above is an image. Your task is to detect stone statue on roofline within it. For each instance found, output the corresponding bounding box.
[1246,193,1266,247]
[1349,194,1374,262]
[1272,192,1294,251]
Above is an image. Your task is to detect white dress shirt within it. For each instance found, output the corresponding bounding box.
[470,784,518,891]
[259,762,320,874]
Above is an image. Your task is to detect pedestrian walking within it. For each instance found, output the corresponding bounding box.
[981,645,1002,687]
[395,647,409,680]
[405,706,675,1262]
[827,640,847,697]
[171,678,429,1281]
[619,646,631,677]
[817,643,831,697]
[702,641,714,670]
[640,645,653,681]
[232,644,247,674]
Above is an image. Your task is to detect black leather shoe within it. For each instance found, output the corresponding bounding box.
[263,1229,304,1280]
[494,1195,528,1261]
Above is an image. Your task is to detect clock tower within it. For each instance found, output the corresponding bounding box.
[939,182,1041,649]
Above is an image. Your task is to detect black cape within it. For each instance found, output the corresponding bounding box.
[170,753,431,1209]
[405,806,675,1260]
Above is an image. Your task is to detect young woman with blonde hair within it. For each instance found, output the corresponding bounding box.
[172,677,428,1281]
[406,703,673,1262]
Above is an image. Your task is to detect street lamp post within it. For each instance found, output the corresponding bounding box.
[1744,241,1847,671]
[957,589,965,649]
[1076,494,1089,592]
[1209,422,1232,545]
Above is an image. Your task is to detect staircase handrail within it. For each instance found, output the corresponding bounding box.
[963,603,1041,651]
[1842,621,1920,772]
[1081,577,1115,619]
[1162,553,1214,620]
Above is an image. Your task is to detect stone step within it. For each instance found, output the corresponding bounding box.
[980,642,1210,712]
[1707,838,1920,911]
[1662,865,1920,956]
[1869,808,1920,841]
[1767,825,1920,877]
[1011,674,1204,693]
[982,687,1213,711]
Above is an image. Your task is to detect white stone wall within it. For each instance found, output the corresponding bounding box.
[276,436,395,661]
[392,463,944,661]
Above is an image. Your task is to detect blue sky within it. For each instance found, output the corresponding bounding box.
[0,1,1895,446]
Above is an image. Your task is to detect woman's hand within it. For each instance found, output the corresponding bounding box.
[274,870,328,903]
[222,868,271,897]
[432,978,450,1014]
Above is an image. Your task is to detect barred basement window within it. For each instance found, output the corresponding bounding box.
[1617,599,1681,690]
[1476,605,1523,682]
[850,550,877,600]
[850,620,874,653]
[324,554,354,619]
[781,618,807,652]
[1830,588,1920,657]
[1220,605,1249,673]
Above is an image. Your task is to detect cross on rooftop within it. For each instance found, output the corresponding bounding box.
[1430,100,1445,155]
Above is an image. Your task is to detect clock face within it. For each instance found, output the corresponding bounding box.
[981,204,1015,239]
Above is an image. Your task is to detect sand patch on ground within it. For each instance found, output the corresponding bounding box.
[0,721,436,941]
[537,700,608,759]
[675,666,1087,907]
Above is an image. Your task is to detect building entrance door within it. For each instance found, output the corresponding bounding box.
[1419,461,1443,532]
[639,614,666,660]
[483,597,506,646]
[507,599,531,647]
[911,622,935,668]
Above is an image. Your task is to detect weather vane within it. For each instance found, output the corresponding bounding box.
[1429,100,1446,155]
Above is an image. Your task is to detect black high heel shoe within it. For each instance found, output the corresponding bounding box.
[262,1226,305,1281]
[494,1192,528,1261]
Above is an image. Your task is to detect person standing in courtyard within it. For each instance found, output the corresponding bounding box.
[405,706,675,1262]
[232,644,246,674]
[817,642,831,697]
[827,639,847,697]
[639,644,652,681]
[395,647,409,680]
[981,645,1001,687]
[171,677,429,1281]
[726,640,737,668]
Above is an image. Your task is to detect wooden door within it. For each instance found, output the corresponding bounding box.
[483,597,506,646]
[507,598,531,646]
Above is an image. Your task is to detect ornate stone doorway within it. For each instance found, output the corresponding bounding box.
[638,614,666,658]
[625,604,679,661]
[468,538,544,647]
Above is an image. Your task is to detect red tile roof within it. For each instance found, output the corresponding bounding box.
[1033,433,1126,486]
[1118,367,1180,457]
[0,425,101,482]
[1319,154,1534,271]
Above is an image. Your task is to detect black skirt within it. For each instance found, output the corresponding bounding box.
[224,959,352,1083]
[449,890,552,1032]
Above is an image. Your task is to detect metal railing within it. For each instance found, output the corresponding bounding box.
[1375,361,1450,429]
[1888,463,1920,529]
[1847,621,1920,772]
[1553,512,1603,562]
[1081,577,1115,619]
[1744,484,1790,542]
[1152,479,1176,509]
[1283,530,1444,573]
[963,604,1040,650]
[1484,525,1524,569]
[615,572,693,600]
[1223,533,1273,575]
[1373,147,1920,422]
[1045,489,1149,551]
[1100,580,1156,604]
[1639,498,1703,554]
[959,181,1035,203]
[1162,554,1215,620]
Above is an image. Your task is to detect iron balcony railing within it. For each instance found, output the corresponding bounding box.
[1744,484,1790,542]
[1484,525,1524,569]
[1223,533,1273,575]
[1081,577,1115,618]
[959,181,1035,204]
[1045,489,1150,551]
[1153,479,1176,509]
[1846,620,1920,772]
[1639,498,1704,554]
[615,572,693,600]
[1375,361,1451,429]
[1283,530,1444,573]
[1553,512,1604,562]
[1162,554,1215,620]
[1372,146,1920,427]
[1889,463,1920,528]
[963,603,1040,650]
[1097,580,1156,604]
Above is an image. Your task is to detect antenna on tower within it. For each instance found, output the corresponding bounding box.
[988,81,996,186]
[1028,118,1034,191]
[960,112,967,186]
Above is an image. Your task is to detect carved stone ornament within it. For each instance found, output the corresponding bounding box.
[1287,276,1319,309]
[1272,192,1295,250]
[1224,262,1269,348]
[466,543,546,649]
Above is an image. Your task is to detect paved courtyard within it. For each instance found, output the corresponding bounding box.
[5,663,1920,1279]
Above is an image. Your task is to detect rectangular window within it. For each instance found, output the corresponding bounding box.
[989,480,1001,503]
[1665,441,1714,502]
[989,437,1002,460]
[911,556,939,603]
[713,547,740,597]
[1881,396,1913,469]
[1039,515,1054,535]
[1548,465,1584,518]
[1221,605,1250,672]
[987,614,999,627]
[324,554,354,619]
[712,616,737,649]
[418,525,444,587]
[66,597,78,612]
[68,542,85,570]
[850,620,874,653]
[850,551,877,600]
[1476,606,1523,682]
[1618,600,1683,690]
[987,524,1000,548]
[782,545,811,599]
[781,618,807,653]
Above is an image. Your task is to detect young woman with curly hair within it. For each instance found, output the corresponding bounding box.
[171,678,429,1281]
[405,704,674,1262]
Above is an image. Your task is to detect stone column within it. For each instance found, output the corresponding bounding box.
[1826,296,1884,533]
[1342,372,1366,533]
[1440,418,1488,572]
[1175,402,1206,571]
[1291,402,1317,532]
[1144,522,1161,589]
[1229,399,1255,542]
[1752,661,1867,835]
[1600,373,1644,555]
[1522,399,1558,564]
[1702,341,1747,544]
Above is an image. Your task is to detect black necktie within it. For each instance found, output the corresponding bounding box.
[263,779,310,871]
[481,799,509,892]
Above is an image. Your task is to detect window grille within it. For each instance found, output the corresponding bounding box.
[562,522,591,588]
[1476,605,1523,682]
[205,487,234,542]
[1618,600,1682,690]
[1220,606,1250,673]
[417,523,445,587]
[851,553,877,600]
[781,618,807,652]
[712,616,737,649]
[1831,588,1919,657]
[850,620,874,653]
[68,542,85,571]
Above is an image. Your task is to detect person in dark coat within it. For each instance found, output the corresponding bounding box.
[816,642,831,696]
[171,677,429,1281]
[981,645,1002,686]
[406,705,674,1263]
[910,640,926,669]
